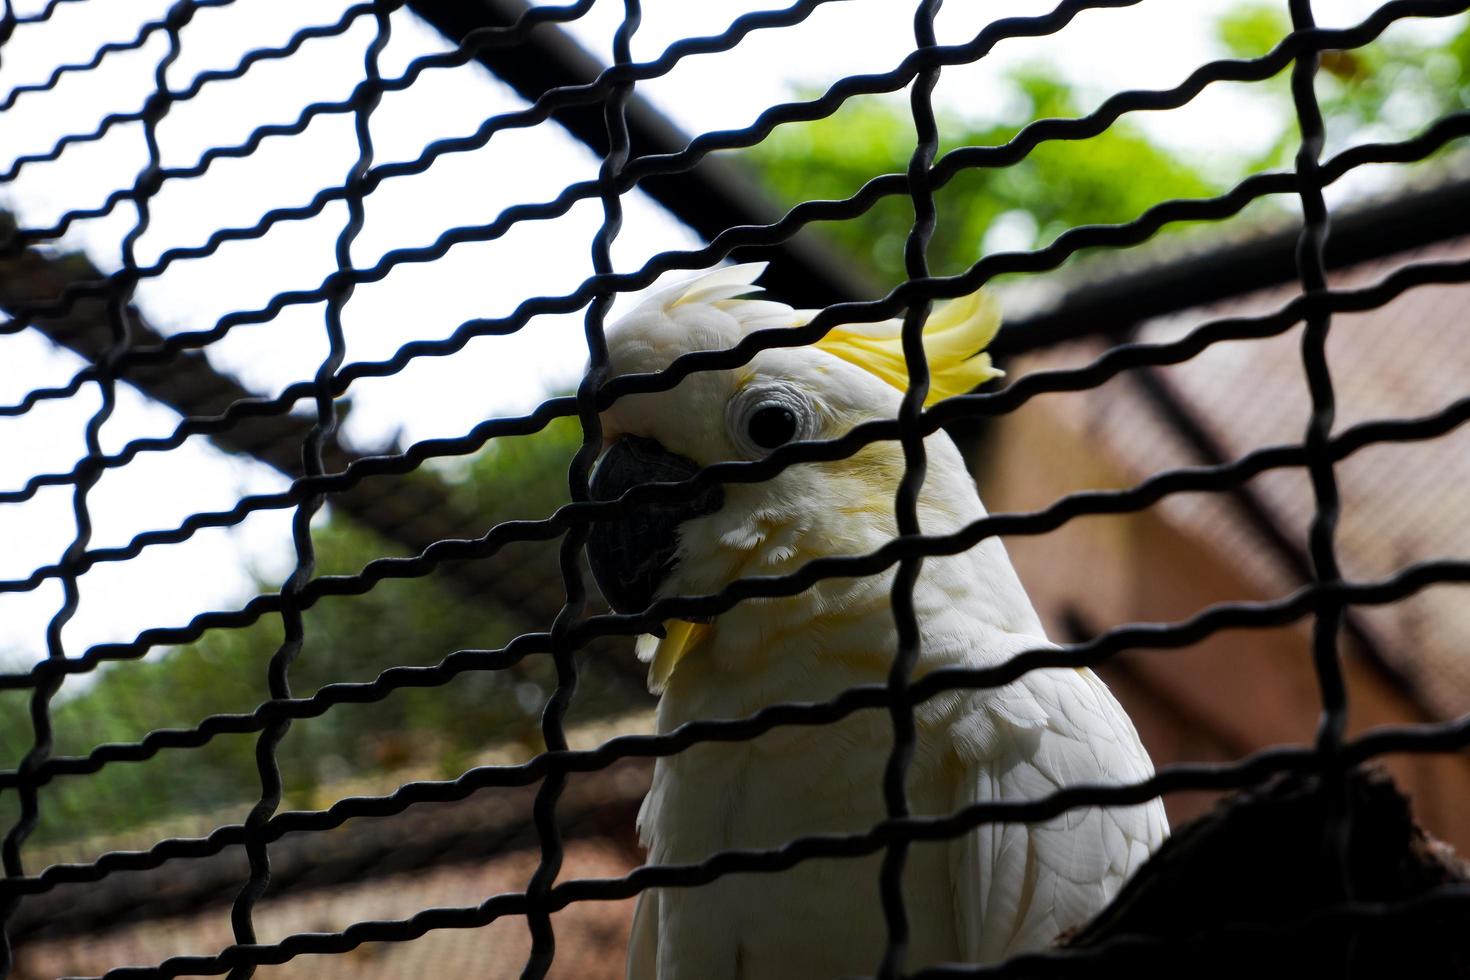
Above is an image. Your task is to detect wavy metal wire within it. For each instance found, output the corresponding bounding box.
[0,123,1464,602]
[518,0,638,973]
[1,108,1467,597]
[1286,0,1358,939]
[0,0,1467,976]
[878,2,945,976]
[0,1,203,975]
[0,0,1452,408]
[219,8,394,978]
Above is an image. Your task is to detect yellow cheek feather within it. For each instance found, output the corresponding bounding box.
[812,288,1005,407]
[637,619,712,694]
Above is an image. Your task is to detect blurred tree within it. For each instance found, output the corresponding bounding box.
[742,69,1218,283]
[742,10,1469,284]
[0,419,627,845]
[1216,4,1470,171]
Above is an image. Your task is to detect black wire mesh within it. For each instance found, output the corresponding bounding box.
[0,0,1468,976]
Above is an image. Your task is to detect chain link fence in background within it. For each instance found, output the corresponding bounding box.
[1,0,1469,976]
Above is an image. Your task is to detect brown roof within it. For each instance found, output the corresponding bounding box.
[1004,235,1470,719]
[14,720,656,976]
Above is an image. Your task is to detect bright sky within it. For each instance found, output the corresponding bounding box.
[0,0,1461,683]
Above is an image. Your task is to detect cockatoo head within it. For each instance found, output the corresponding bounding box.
[586,263,1004,691]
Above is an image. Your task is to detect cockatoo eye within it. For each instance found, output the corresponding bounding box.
[727,385,816,458]
[747,404,797,449]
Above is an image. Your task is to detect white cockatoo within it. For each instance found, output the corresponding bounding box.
[584,264,1167,980]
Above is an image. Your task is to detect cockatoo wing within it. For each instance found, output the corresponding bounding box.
[950,668,1168,961]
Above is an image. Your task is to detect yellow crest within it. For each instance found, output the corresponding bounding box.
[812,288,1005,407]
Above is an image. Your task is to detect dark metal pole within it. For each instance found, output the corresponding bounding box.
[997,178,1470,356]
[405,0,874,308]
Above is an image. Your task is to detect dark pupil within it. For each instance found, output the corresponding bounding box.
[747,405,797,449]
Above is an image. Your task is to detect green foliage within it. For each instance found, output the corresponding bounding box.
[744,11,1470,284]
[0,418,635,846]
[1,522,523,844]
[743,68,1220,284]
[444,414,581,527]
[1216,3,1290,60]
[1215,5,1470,171]
[1314,17,1470,140]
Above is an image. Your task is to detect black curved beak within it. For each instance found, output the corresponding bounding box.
[587,436,724,615]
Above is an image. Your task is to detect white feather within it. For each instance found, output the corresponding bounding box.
[951,668,1168,962]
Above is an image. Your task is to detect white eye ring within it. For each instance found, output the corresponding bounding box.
[726,385,817,458]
